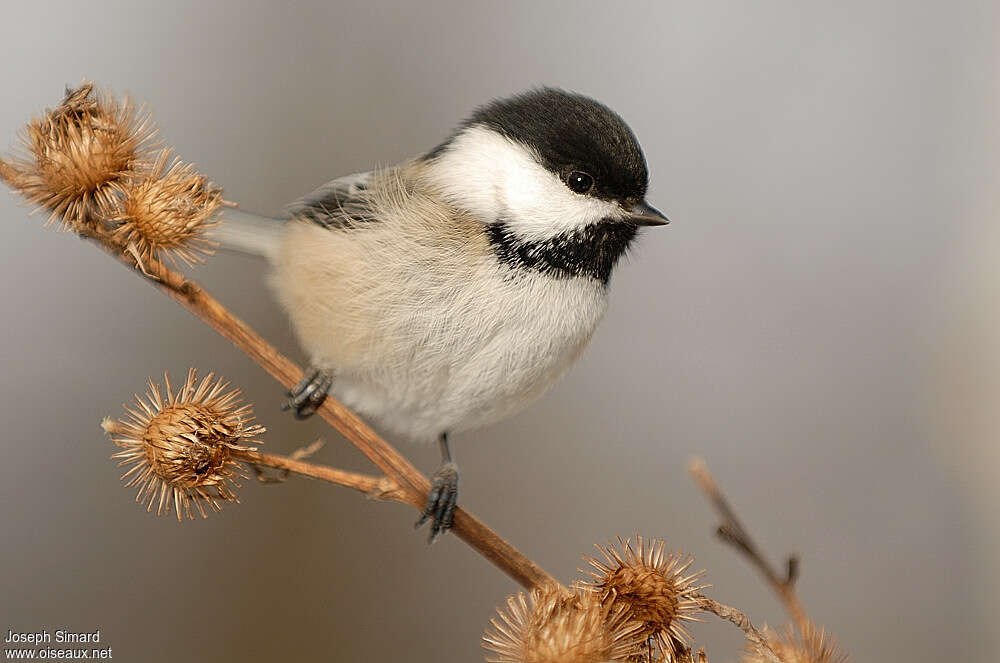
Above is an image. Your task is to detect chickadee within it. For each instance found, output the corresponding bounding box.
[217,88,668,541]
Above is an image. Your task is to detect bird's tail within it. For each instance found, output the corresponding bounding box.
[212,208,285,261]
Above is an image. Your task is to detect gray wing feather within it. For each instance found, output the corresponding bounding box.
[286,171,376,230]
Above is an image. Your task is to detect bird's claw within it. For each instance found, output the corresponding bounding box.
[415,461,459,544]
[282,368,333,419]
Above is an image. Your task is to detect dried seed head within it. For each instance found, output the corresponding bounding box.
[742,624,847,663]
[0,82,156,228]
[583,536,707,661]
[483,583,645,663]
[102,369,264,521]
[110,150,223,267]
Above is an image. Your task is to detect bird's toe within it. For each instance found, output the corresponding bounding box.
[415,462,459,544]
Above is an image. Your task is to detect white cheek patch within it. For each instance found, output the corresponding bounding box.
[426,125,625,242]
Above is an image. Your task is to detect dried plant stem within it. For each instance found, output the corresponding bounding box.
[694,595,781,663]
[84,224,553,590]
[2,84,820,663]
[688,459,810,635]
[234,449,409,502]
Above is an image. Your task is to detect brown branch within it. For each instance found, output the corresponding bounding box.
[89,226,797,656]
[695,594,781,663]
[247,438,324,483]
[234,448,408,501]
[3,85,824,663]
[85,226,554,590]
[688,458,809,635]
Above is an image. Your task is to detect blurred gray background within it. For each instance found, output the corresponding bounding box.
[1,1,997,661]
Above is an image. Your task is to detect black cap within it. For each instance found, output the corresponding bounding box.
[427,88,649,203]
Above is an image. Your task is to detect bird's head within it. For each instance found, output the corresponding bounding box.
[422,88,667,248]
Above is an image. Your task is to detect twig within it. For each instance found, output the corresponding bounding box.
[694,594,781,663]
[248,438,326,483]
[83,225,554,590]
[688,458,809,635]
[234,448,407,500]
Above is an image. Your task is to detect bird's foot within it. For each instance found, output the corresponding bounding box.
[415,461,459,544]
[282,368,333,419]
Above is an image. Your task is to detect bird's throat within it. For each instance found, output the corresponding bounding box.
[485,220,636,285]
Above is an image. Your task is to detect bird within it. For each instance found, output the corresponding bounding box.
[216,88,669,542]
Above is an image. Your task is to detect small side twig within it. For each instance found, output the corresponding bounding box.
[234,447,408,502]
[250,439,326,484]
[695,594,781,663]
[688,458,810,635]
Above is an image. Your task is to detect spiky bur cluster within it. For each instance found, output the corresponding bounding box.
[101,369,264,521]
[484,583,646,663]
[484,539,709,663]
[110,149,223,267]
[743,624,847,663]
[583,536,707,662]
[0,82,222,267]
[0,83,156,228]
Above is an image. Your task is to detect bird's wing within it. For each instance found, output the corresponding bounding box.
[286,170,377,230]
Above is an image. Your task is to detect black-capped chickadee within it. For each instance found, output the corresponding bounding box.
[217,88,668,541]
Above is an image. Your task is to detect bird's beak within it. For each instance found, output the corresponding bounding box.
[629,200,670,226]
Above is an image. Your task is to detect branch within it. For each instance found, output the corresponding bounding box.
[695,594,782,663]
[238,446,791,662]
[4,84,832,663]
[86,225,554,590]
[688,458,809,635]
[234,448,408,501]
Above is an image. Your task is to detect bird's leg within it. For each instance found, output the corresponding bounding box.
[282,367,333,419]
[415,432,459,544]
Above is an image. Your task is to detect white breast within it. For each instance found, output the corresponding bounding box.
[272,214,608,442]
[338,260,608,441]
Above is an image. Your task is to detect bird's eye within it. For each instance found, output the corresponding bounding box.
[566,171,594,194]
